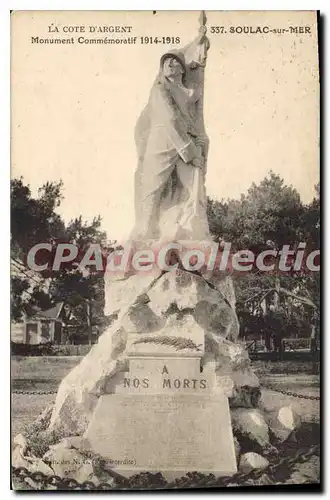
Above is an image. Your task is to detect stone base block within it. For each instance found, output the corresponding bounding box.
[85,392,237,480]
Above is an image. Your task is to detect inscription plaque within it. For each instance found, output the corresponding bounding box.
[85,392,237,478]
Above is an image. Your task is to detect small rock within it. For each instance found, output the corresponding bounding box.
[239,452,269,473]
[262,443,279,459]
[245,472,273,486]
[230,384,261,408]
[267,406,301,443]
[13,433,28,455]
[12,442,54,477]
[231,408,270,450]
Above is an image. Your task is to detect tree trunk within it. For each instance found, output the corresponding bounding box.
[86,299,92,346]
[274,276,280,311]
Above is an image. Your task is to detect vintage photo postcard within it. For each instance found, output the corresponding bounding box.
[11,10,320,490]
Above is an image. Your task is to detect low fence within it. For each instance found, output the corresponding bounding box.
[248,351,320,362]
[245,338,319,353]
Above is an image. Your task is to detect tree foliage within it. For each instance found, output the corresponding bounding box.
[207,172,320,343]
[11,178,110,342]
[207,171,305,250]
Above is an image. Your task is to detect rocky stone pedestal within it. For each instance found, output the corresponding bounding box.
[13,267,303,487]
[46,267,253,437]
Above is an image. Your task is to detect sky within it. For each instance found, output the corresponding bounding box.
[11,10,319,241]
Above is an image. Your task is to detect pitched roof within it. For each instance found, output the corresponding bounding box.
[33,302,64,320]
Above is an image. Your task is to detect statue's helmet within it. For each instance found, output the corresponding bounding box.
[160,50,187,77]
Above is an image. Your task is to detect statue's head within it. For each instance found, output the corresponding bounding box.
[160,50,186,80]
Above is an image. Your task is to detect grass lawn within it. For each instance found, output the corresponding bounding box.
[11,356,320,438]
[12,355,81,389]
[11,356,82,436]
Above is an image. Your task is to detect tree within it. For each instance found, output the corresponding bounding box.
[11,177,111,343]
[208,171,304,250]
[11,178,65,260]
[207,172,320,344]
[48,215,108,344]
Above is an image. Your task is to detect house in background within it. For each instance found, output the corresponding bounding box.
[11,302,70,345]
[11,257,102,346]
